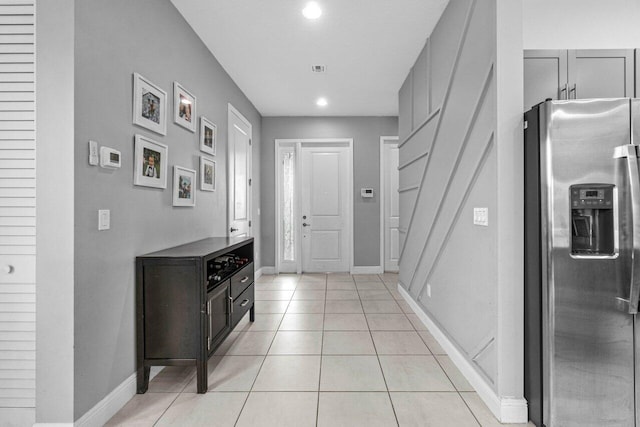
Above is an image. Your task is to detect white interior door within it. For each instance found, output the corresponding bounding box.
[382,139,400,271]
[227,105,252,237]
[300,146,350,272]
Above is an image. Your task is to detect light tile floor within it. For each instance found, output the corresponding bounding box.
[107,273,534,427]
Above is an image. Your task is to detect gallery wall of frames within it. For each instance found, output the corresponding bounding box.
[132,73,217,207]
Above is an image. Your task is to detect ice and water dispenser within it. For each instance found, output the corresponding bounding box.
[570,184,616,256]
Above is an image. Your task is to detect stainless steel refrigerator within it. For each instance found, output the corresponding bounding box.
[525,98,640,427]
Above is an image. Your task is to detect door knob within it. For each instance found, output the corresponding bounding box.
[230,227,238,233]
[302,223,311,227]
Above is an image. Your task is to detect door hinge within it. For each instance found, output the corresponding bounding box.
[249,220,252,227]
[248,178,252,186]
[249,138,252,146]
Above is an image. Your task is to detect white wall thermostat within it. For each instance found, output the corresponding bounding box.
[361,188,374,198]
[100,146,122,169]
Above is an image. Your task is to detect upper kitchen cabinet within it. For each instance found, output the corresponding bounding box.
[524,49,635,111]
[523,50,567,110]
[569,50,634,100]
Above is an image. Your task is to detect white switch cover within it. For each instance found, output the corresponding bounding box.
[426,284,432,298]
[89,140,99,166]
[473,207,488,226]
[98,209,110,231]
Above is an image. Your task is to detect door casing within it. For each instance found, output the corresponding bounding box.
[227,103,253,238]
[380,136,400,272]
[275,138,354,274]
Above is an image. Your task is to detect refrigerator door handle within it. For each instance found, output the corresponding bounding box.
[615,144,640,313]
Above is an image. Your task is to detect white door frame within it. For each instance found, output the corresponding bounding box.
[379,136,400,271]
[227,103,253,237]
[275,138,354,274]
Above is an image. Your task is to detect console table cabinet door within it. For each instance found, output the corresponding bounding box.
[207,280,231,353]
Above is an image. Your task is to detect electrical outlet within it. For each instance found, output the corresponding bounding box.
[427,283,432,298]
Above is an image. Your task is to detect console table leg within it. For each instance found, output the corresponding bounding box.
[250,304,255,322]
[137,366,150,394]
[196,359,207,393]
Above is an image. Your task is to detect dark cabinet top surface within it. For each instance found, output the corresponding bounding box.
[137,236,254,260]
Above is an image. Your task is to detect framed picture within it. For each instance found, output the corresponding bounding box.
[199,116,217,155]
[173,165,196,207]
[132,73,167,135]
[133,134,168,189]
[173,82,197,132]
[200,156,216,192]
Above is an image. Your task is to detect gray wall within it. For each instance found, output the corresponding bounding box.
[36,0,75,423]
[398,0,499,388]
[73,0,261,419]
[260,117,398,268]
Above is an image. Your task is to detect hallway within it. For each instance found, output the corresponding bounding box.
[107,273,532,426]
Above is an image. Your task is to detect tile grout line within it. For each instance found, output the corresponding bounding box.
[316,274,328,427]
[150,385,184,426]
[431,353,482,427]
[401,283,482,427]
[360,273,400,427]
[232,276,299,427]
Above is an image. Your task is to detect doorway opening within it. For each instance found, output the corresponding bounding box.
[380,136,400,272]
[227,104,253,238]
[275,139,354,273]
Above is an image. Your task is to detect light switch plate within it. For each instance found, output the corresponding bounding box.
[89,140,99,166]
[473,207,488,226]
[98,209,110,231]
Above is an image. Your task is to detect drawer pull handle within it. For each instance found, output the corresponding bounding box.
[240,299,250,307]
[240,276,249,283]
[3,265,14,274]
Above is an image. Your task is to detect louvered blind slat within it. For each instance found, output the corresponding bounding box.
[0,1,34,411]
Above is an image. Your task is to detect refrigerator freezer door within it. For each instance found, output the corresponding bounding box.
[632,98,640,427]
[542,99,635,426]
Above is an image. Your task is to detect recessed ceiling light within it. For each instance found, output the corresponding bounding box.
[316,97,328,107]
[302,2,322,20]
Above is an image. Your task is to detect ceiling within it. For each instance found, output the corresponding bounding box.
[171,0,449,117]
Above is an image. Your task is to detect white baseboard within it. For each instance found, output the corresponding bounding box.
[74,367,163,427]
[397,285,528,424]
[259,266,276,275]
[350,266,383,274]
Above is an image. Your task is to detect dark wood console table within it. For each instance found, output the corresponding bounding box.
[136,236,255,393]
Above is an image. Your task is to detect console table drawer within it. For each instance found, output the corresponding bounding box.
[230,262,254,299]
[232,283,254,327]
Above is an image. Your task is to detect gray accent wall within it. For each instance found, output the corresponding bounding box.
[398,0,499,388]
[73,0,261,419]
[260,117,398,268]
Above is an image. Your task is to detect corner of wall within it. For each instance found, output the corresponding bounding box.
[36,0,76,423]
[495,0,525,403]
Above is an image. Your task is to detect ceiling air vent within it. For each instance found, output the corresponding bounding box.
[311,65,326,73]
